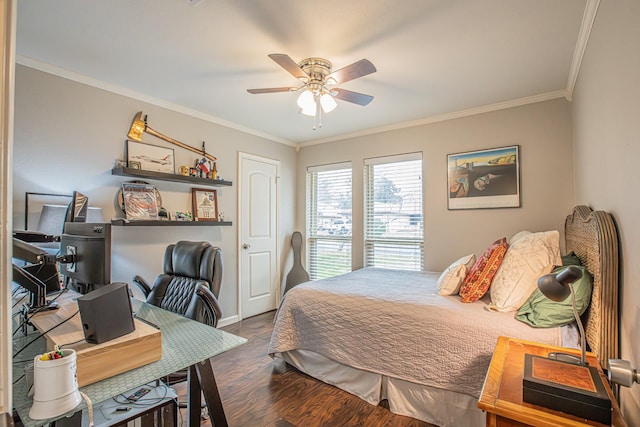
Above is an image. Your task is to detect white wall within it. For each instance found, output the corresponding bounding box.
[12,65,297,322]
[572,0,640,423]
[297,98,574,271]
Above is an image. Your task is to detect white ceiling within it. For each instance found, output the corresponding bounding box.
[15,0,592,146]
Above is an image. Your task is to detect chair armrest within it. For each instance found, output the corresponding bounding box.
[132,275,152,298]
[196,286,223,327]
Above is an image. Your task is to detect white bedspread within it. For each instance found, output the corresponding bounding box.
[268,268,562,398]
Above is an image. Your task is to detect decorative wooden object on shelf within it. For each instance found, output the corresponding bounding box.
[478,336,626,427]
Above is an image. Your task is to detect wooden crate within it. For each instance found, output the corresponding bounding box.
[30,292,162,387]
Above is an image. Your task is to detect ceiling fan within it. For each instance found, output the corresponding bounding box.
[247,54,377,129]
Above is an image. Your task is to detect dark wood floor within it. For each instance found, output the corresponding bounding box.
[178,310,437,427]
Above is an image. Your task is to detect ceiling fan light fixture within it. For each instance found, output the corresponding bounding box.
[249,54,377,129]
[297,89,315,110]
[300,101,317,117]
[320,93,337,113]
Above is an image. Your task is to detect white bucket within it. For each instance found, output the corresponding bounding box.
[29,349,82,420]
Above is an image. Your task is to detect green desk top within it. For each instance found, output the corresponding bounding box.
[12,297,246,427]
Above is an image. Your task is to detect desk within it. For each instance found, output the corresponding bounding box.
[12,295,246,427]
[478,336,626,427]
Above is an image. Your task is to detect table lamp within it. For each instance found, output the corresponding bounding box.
[537,265,586,366]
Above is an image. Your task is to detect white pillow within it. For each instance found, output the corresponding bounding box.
[489,230,562,311]
[437,254,476,296]
[509,230,531,244]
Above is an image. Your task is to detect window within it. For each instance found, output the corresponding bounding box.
[306,163,352,280]
[364,153,423,270]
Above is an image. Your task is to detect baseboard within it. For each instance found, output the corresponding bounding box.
[217,315,239,328]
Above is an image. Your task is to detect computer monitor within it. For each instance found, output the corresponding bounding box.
[59,222,111,294]
[64,191,89,223]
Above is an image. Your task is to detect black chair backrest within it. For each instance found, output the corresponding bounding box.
[163,241,223,296]
[145,241,222,326]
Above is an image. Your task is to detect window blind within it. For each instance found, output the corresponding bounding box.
[364,154,423,270]
[306,164,352,280]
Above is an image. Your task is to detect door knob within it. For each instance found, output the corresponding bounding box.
[243,243,251,249]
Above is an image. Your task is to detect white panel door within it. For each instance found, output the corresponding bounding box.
[239,154,279,318]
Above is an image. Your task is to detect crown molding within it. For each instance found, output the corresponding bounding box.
[16,55,296,147]
[298,90,569,148]
[566,0,600,101]
[16,55,576,151]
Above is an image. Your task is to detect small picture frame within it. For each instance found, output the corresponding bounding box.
[126,140,175,174]
[192,188,218,222]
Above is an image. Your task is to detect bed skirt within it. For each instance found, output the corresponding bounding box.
[276,349,485,427]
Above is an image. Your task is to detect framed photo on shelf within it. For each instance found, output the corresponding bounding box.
[447,145,520,210]
[122,182,160,221]
[126,140,175,174]
[192,188,218,222]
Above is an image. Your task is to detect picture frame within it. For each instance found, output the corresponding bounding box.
[447,145,520,210]
[192,188,219,222]
[121,182,159,221]
[126,140,175,174]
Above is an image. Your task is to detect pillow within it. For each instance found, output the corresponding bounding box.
[459,238,508,303]
[437,254,476,296]
[562,251,583,266]
[516,265,593,328]
[489,230,562,312]
[509,230,531,244]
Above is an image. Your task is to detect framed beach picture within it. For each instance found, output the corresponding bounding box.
[447,145,520,210]
[126,140,175,174]
[192,188,219,222]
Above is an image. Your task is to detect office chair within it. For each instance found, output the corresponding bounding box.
[132,239,224,415]
[131,241,224,420]
[132,241,223,327]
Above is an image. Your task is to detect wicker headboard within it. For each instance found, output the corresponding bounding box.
[564,205,619,368]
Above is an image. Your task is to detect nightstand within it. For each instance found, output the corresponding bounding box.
[478,336,627,427]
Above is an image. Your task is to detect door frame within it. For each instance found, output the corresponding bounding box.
[0,0,15,413]
[237,152,280,320]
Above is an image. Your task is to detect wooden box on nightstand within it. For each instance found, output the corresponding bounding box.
[523,354,611,425]
[478,336,627,427]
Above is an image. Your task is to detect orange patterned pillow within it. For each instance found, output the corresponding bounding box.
[459,238,508,303]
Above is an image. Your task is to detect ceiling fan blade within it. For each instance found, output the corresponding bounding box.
[332,88,374,106]
[327,59,376,84]
[268,53,308,80]
[247,87,295,94]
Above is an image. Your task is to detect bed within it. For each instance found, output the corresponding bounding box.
[268,206,619,426]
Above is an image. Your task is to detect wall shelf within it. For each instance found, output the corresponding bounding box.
[111,167,232,187]
[111,219,232,227]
